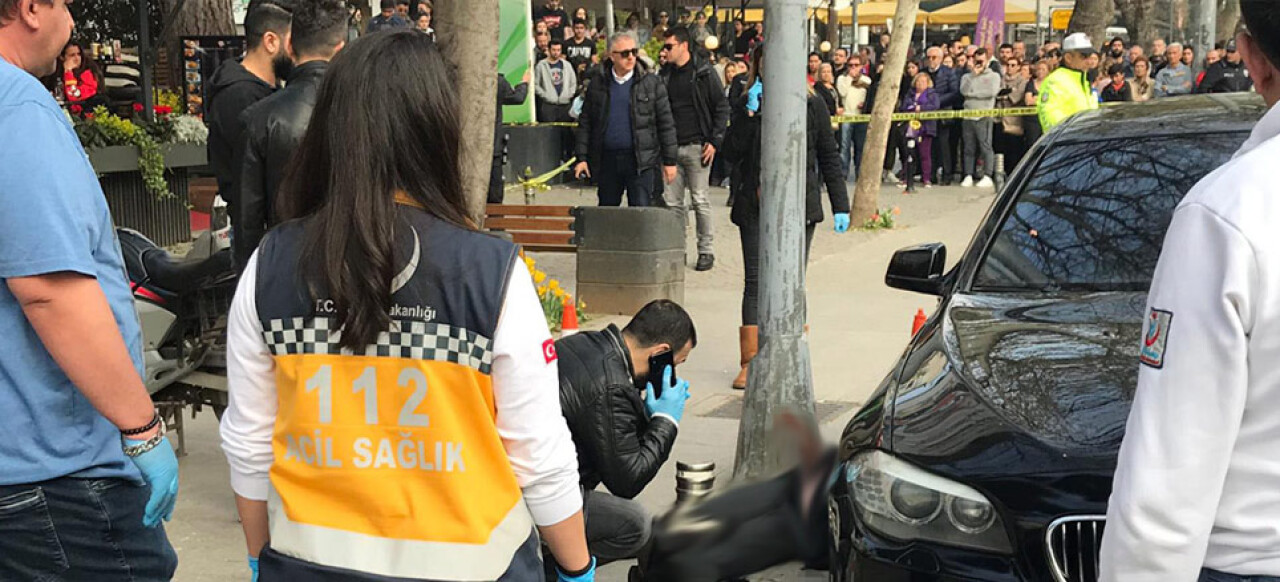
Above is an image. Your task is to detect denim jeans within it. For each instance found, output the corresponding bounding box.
[584,489,652,564]
[840,123,867,181]
[962,118,995,179]
[663,144,715,256]
[0,476,177,581]
[1200,568,1280,582]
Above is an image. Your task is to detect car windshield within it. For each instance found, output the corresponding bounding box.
[974,133,1247,292]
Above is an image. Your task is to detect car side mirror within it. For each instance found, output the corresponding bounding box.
[885,243,947,295]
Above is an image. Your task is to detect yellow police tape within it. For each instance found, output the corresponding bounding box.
[506,156,578,191]
[503,107,1041,129]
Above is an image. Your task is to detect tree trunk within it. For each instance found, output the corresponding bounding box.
[1116,0,1157,47]
[161,0,234,89]
[437,0,500,223]
[1067,0,1111,45]
[851,0,920,224]
[1217,0,1241,46]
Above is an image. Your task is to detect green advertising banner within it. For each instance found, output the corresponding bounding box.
[499,0,534,123]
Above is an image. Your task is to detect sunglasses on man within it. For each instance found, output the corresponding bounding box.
[612,48,640,58]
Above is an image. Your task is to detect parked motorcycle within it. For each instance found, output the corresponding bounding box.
[117,198,236,422]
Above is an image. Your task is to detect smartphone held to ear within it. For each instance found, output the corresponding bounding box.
[647,350,676,399]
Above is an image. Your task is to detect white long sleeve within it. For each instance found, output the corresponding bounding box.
[1100,205,1255,582]
[490,264,583,526]
[220,252,277,501]
[1101,102,1280,580]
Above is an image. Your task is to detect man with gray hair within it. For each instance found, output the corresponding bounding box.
[574,31,678,207]
[1154,41,1194,97]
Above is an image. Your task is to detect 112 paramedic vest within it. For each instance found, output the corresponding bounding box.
[252,208,540,581]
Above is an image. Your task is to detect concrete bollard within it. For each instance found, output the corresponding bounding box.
[993,153,1006,192]
[675,461,716,504]
[574,207,685,315]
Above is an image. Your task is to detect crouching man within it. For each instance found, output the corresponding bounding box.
[553,300,697,573]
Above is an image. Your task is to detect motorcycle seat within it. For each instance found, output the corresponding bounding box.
[142,248,234,294]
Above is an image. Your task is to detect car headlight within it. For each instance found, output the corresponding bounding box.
[846,450,1012,553]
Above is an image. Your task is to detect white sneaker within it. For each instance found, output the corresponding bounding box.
[976,176,994,188]
[960,176,974,187]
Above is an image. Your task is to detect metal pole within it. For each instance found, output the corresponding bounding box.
[1195,0,1215,68]
[606,0,615,37]
[1035,0,1042,47]
[138,0,154,123]
[851,0,858,51]
[733,0,816,479]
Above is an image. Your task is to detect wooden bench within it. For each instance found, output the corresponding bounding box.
[485,204,578,253]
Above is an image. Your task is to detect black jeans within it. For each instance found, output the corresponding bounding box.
[739,218,816,326]
[488,155,505,204]
[0,477,177,581]
[933,120,957,183]
[596,150,656,207]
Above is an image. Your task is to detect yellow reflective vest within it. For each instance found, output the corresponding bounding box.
[1037,67,1099,132]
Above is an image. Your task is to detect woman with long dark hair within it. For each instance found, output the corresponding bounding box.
[721,44,849,390]
[220,30,594,582]
[59,41,105,108]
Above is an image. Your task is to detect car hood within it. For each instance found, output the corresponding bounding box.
[889,292,1145,515]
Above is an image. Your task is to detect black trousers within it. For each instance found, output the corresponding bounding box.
[933,120,957,183]
[488,156,505,204]
[596,150,656,207]
[739,218,815,326]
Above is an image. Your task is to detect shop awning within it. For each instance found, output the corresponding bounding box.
[927,0,1037,25]
[837,1,929,26]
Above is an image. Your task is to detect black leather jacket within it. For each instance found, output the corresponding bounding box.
[233,61,327,268]
[658,55,731,150]
[556,325,678,498]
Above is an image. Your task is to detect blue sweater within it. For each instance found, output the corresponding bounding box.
[603,76,635,151]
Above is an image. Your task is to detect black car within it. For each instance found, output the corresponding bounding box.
[828,94,1265,582]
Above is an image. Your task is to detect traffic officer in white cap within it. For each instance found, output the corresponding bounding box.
[1101,2,1280,581]
[1036,32,1099,131]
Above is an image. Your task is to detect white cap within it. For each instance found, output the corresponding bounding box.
[1062,32,1097,55]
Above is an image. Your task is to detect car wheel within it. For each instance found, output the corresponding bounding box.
[828,496,849,582]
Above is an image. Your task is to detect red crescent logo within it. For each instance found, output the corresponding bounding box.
[542,339,558,363]
[1144,314,1161,347]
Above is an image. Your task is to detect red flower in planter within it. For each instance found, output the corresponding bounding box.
[85,113,94,120]
[133,102,144,113]
[155,105,173,115]
[70,104,83,115]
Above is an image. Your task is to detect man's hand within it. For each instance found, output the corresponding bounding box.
[663,165,678,184]
[127,434,180,527]
[644,366,691,423]
[573,161,591,179]
[701,144,716,166]
[523,68,532,84]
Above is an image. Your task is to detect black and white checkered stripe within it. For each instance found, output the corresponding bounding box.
[262,317,495,375]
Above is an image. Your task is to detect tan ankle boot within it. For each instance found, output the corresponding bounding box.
[733,326,759,390]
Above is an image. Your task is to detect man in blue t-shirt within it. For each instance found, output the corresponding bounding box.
[0,1,179,579]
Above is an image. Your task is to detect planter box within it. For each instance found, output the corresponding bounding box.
[89,144,205,247]
[88,144,207,173]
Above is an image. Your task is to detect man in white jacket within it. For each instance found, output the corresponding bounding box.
[1101,3,1280,581]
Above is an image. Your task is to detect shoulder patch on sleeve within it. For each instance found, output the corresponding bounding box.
[1139,308,1173,369]
[543,338,558,364]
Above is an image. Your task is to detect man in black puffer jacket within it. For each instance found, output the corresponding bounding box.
[573,31,678,208]
[555,300,697,568]
[233,0,346,269]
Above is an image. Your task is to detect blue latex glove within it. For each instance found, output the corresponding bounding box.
[644,366,691,423]
[833,213,851,233]
[126,435,179,527]
[249,556,259,582]
[557,557,596,582]
[746,80,763,114]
